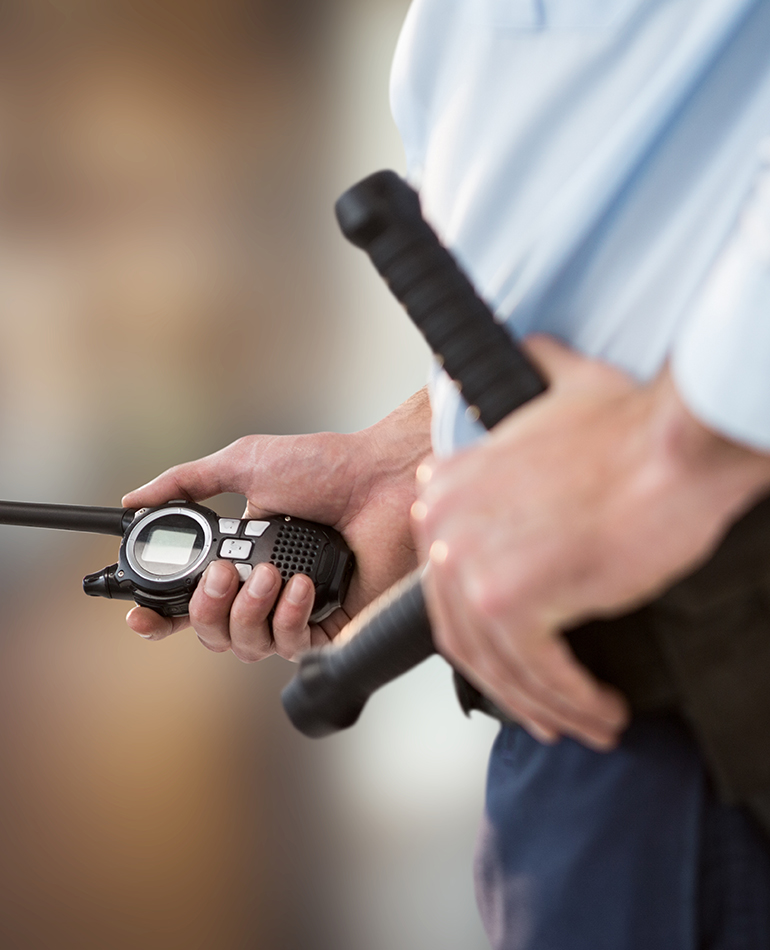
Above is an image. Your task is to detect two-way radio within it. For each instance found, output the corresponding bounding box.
[0,499,353,622]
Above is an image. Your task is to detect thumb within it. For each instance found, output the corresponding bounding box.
[520,333,585,382]
[522,333,637,398]
[122,441,251,508]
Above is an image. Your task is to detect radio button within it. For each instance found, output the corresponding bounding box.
[234,563,253,582]
[219,538,253,560]
[218,518,240,535]
[244,520,271,537]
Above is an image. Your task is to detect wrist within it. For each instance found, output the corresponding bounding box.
[362,387,433,479]
[648,368,770,523]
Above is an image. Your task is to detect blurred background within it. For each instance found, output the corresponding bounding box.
[0,1,498,947]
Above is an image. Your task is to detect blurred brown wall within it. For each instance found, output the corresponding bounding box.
[0,3,353,947]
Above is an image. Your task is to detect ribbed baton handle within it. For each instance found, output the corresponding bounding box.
[281,172,547,737]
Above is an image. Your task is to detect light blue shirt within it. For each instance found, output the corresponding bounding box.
[389,0,770,455]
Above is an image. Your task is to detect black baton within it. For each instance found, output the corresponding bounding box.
[281,171,547,737]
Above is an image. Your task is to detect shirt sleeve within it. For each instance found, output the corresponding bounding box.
[672,145,770,453]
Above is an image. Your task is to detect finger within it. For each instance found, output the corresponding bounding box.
[442,622,566,743]
[271,574,315,661]
[450,647,567,744]
[188,560,240,653]
[520,333,582,381]
[315,606,352,644]
[480,646,626,751]
[243,499,279,521]
[435,597,623,748]
[126,605,190,641]
[466,617,628,748]
[228,563,282,663]
[510,635,629,731]
[448,556,629,741]
[426,566,626,748]
[521,333,632,396]
[121,440,253,508]
[309,625,336,648]
[424,568,561,743]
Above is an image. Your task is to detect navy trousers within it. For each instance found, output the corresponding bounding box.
[474,715,770,950]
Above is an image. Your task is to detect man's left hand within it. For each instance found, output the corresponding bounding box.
[412,335,770,750]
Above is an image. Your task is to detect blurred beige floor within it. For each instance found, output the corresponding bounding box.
[0,2,497,948]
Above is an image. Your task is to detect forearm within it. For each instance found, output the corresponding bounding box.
[645,369,770,540]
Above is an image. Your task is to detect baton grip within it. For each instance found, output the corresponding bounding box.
[282,171,547,737]
[334,170,546,429]
[281,570,433,737]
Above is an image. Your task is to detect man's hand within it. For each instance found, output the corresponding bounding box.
[412,336,770,751]
[122,389,431,662]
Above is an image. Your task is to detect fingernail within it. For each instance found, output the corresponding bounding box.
[247,563,276,599]
[127,607,154,639]
[203,561,233,598]
[286,575,311,606]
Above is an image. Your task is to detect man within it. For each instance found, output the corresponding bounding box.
[123,0,770,945]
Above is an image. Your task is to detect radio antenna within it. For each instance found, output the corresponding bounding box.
[0,501,134,537]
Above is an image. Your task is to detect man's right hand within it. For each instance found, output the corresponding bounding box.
[121,389,432,663]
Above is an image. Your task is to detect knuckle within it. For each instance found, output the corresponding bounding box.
[270,611,290,638]
[228,612,273,661]
[231,645,268,664]
[273,640,303,662]
[271,622,310,661]
[126,609,170,640]
[196,635,230,654]
[230,435,254,457]
[149,627,174,642]
[466,566,533,621]
[270,611,296,641]
[420,496,447,537]
[190,590,235,627]
[271,614,304,647]
[229,596,268,631]
[273,604,304,634]
[465,574,505,619]
[191,600,228,628]
[164,463,191,496]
